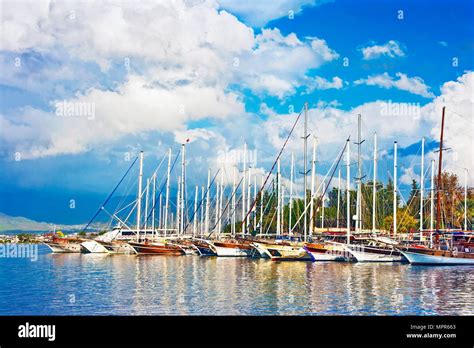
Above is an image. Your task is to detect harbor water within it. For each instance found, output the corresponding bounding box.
[0,244,473,315]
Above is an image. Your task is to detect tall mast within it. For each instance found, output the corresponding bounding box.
[420,137,425,236]
[253,174,257,229]
[321,179,325,229]
[372,132,377,232]
[200,186,204,236]
[144,178,149,234]
[158,193,162,235]
[193,185,198,237]
[260,175,264,235]
[218,167,224,236]
[232,165,236,237]
[464,168,468,231]
[393,141,398,235]
[247,165,251,232]
[430,159,435,234]
[436,106,446,231]
[205,169,211,235]
[281,185,285,233]
[164,149,171,238]
[164,149,171,237]
[151,174,156,236]
[303,102,309,241]
[180,143,186,235]
[136,151,144,241]
[242,142,247,236]
[337,167,341,229]
[355,114,363,233]
[215,172,220,235]
[276,158,281,236]
[176,175,181,235]
[309,136,317,236]
[289,152,294,234]
[346,138,351,244]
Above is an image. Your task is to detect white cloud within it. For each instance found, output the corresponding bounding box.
[361,40,405,60]
[239,29,339,98]
[306,76,344,92]
[354,72,435,98]
[217,0,327,27]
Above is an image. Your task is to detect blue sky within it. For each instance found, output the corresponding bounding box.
[0,0,473,224]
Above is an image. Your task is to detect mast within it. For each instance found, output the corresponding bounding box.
[180,143,186,235]
[193,185,198,237]
[242,142,247,236]
[355,114,363,233]
[289,152,294,234]
[260,175,264,235]
[205,169,211,235]
[464,168,468,231]
[232,165,236,237]
[247,165,251,233]
[393,141,398,235]
[276,158,281,236]
[200,186,204,236]
[430,159,435,239]
[309,136,317,236]
[164,149,171,238]
[215,172,220,235]
[281,185,285,233]
[372,132,377,232]
[144,178,149,234]
[176,175,181,235]
[321,179,325,229]
[136,151,144,241]
[436,106,446,231]
[218,167,224,236]
[420,137,425,236]
[303,102,309,241]
[152,174,156,237]
[253,174,257,229]
[346,138,350,244]
[337,167,341,229]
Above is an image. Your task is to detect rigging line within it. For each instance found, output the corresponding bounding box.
[210,180,245,236]
[181,168,221,234]
[241,106,304,231]
[293,137,349,232]
[144,149,181,226]
[81,155,139,233]
[207,176,243,238]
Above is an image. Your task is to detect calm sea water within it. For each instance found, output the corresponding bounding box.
[0,244,473,315]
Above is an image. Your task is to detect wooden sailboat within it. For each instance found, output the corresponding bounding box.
[44,235,86,253]
[400,107,474,265]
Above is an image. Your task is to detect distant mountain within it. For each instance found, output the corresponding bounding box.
[0,212,104,233]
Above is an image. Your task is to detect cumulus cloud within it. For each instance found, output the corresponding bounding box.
[305,76,344,92]
[217,0,329,27]
[360,40,405,60]
[354,72,435,98]
[238,29,339,98]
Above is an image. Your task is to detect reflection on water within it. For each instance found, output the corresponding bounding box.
[0,245,473,315]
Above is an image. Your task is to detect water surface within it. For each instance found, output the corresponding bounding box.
[0,244,472,315]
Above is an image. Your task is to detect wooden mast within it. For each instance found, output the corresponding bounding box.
[436,106,446,231]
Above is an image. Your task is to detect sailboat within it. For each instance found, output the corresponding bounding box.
[43,228,86,253]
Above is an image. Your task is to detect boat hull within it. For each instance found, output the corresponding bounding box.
[343,245,405,262]
[98,241,136,254]
[81,240,109,253]
[401,250,474,265]
[252,242,311,261]
[192,241,217,256]
[128,242,185,255]
[44,241,83,253]
[304,243,346,261]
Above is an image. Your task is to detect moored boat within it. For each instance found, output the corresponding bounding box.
[44,236,85,253]
[251,241,311,261]
[342,244,406,262]
[399,247,474,265]
[128,241,185,255]
[304,242,348,261]
[209,240,252,257]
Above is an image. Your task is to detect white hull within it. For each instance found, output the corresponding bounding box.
[249,243,270,259]
[343,245,404,262]
[306,250,343,261]
[43,242,69,253]
[213,245,249,257]
[44,241,82,253]
[401,250,474,265]
[81,240,109,253]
